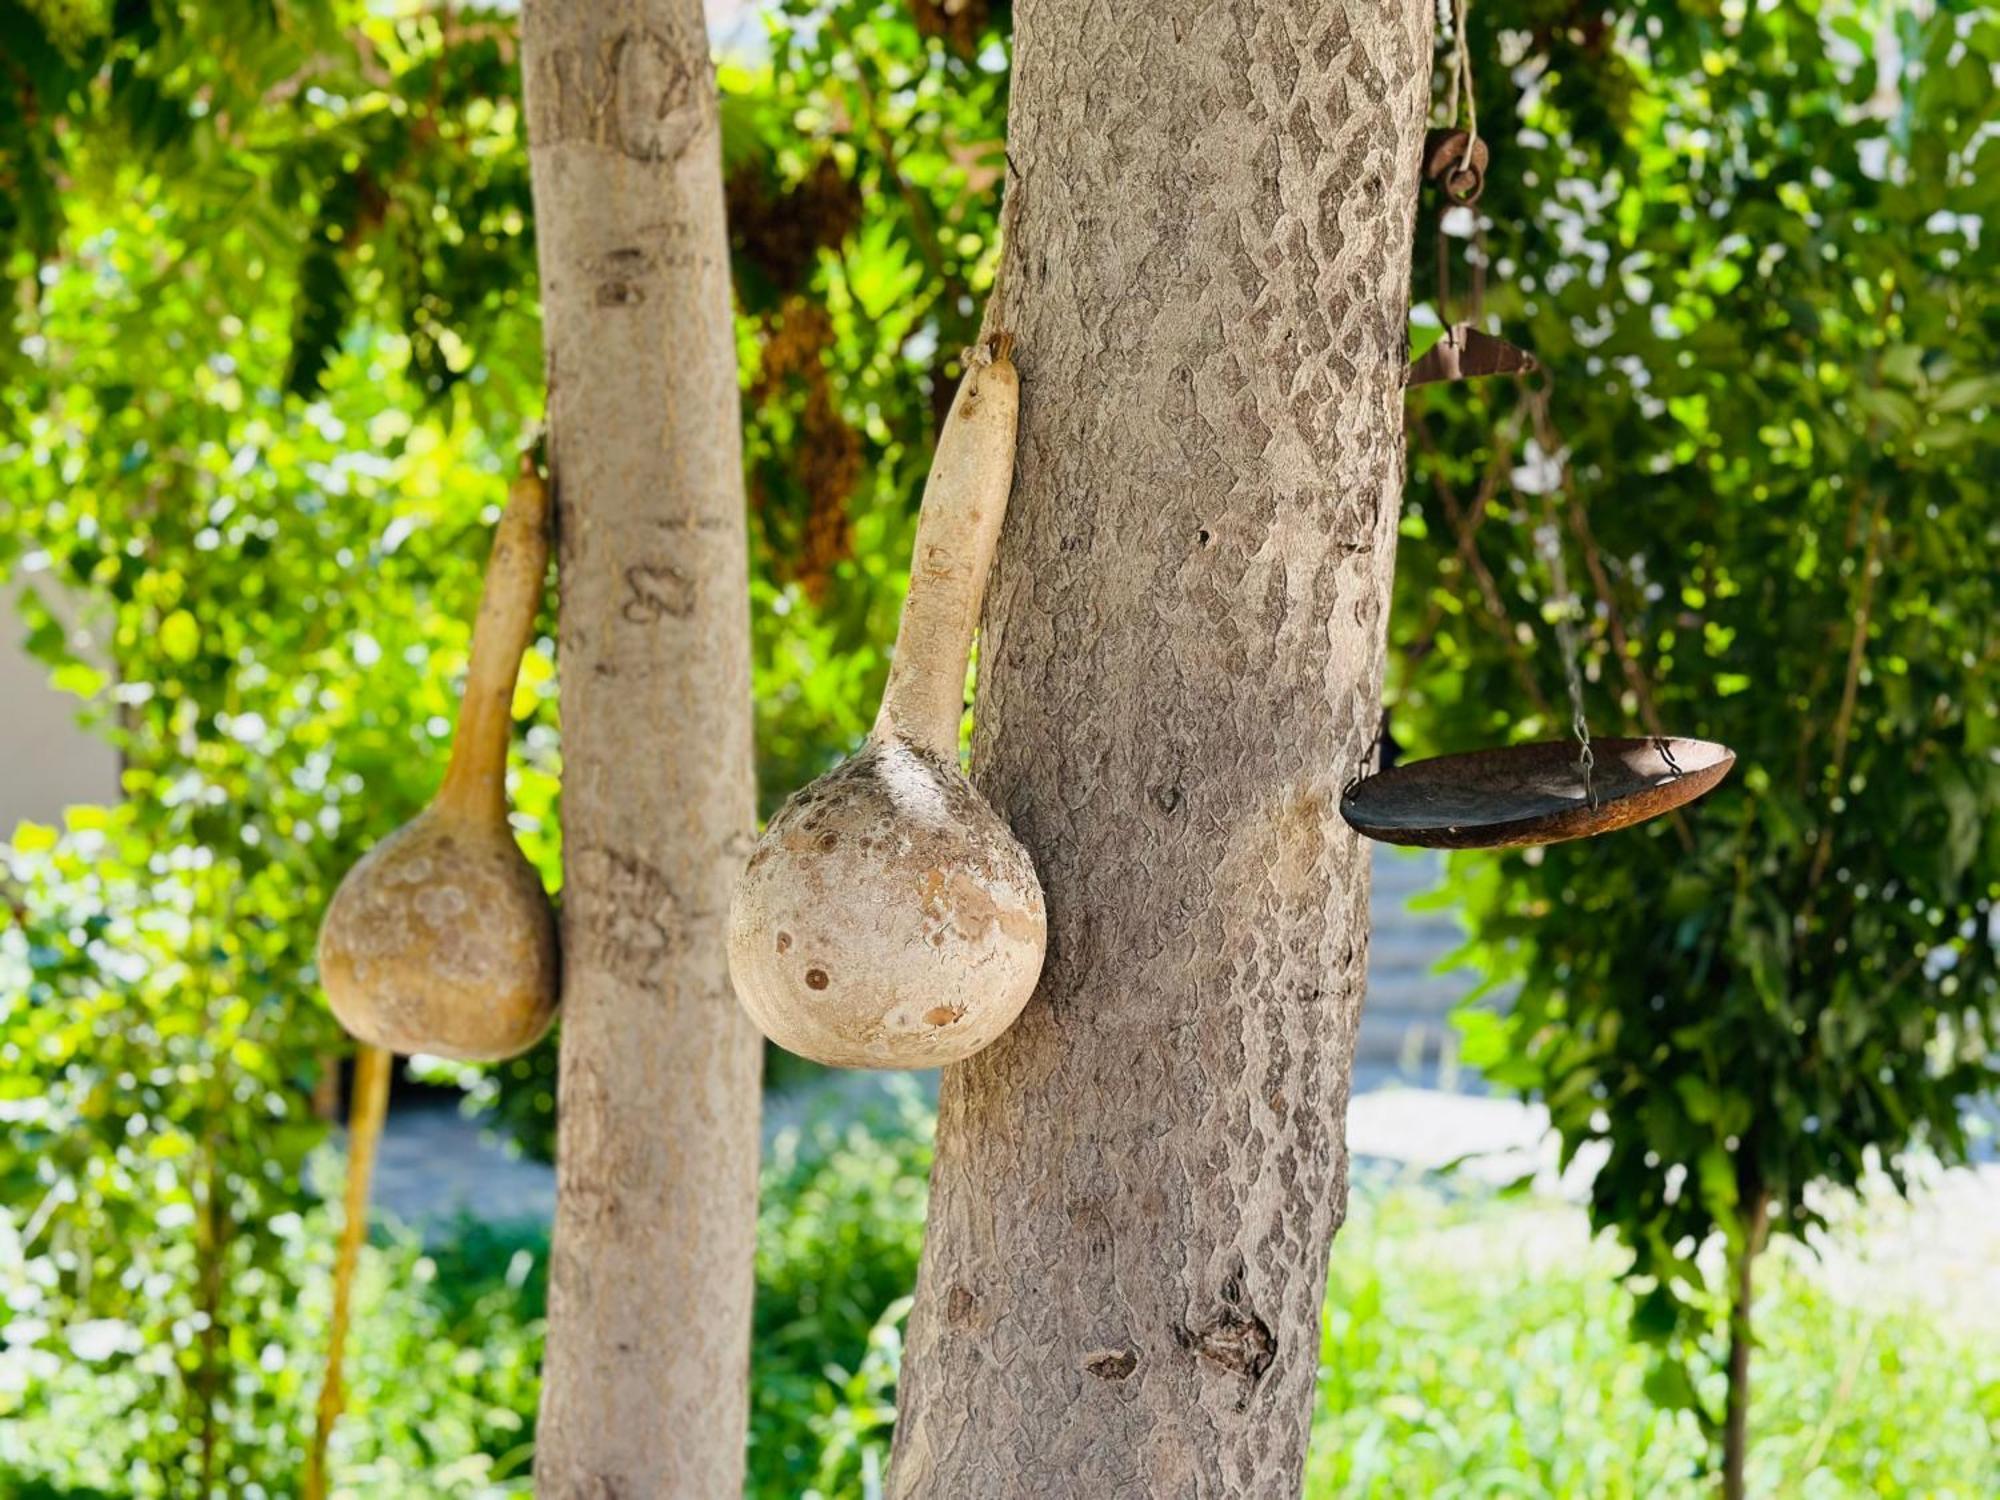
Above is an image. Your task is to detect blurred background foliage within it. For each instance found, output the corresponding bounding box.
[1403,0,1998,1467]
[0,0,1993,1494]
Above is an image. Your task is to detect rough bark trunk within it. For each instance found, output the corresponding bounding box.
[521,3,763,1494]
[889,3,1433,1495]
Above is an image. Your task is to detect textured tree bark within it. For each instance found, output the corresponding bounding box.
[521,3,762,1494]
[889,3,1433,1495]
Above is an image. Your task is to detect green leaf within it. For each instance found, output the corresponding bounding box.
[1697,1146,1739,1218]
[10,821,59,854]
[159,610,199,663]
[1880,344,1925,388]
[1631,1285,1681,1342]
[49,661,106,699]
[1931,375,2000,414]
[1643,1357,1701,1413]
[1852,387,1921,435]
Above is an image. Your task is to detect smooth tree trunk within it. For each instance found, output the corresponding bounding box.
[521,3,763,1494]
[890,2,1434,1495]
[1722,1186,1772,1500]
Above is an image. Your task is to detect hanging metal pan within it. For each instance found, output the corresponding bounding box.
[1341,737,1735,850]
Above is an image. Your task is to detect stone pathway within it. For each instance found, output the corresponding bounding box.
[368,1106,556,1230]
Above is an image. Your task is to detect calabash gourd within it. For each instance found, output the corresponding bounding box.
[729,337,1047,1068]
[317,456,558,1061]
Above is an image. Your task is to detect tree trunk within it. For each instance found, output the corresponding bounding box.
[889,3,1434,1495]
[1722,1186,1771,1500]
[305,1045,392,1500]
[521,4,763,1494]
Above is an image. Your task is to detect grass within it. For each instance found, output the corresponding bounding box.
[1307,1178,2000,1498]
[5,1103,1996,1497]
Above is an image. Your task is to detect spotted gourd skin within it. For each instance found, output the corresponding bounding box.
[727,736,1046,1070]
[317,806,557,1061]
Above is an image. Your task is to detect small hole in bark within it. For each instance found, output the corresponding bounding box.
[1197,528,1213,547]
[1085,1348,1139,1381]
[775,931,792,954]
[805,968,830,990]
[818,831,840,852]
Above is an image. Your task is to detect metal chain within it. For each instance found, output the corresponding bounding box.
[1525,383,1596,808]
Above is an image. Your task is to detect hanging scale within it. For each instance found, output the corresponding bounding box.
[1343,0,1734,849]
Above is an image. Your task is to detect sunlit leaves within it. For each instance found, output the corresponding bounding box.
[1414,0,1999,1452]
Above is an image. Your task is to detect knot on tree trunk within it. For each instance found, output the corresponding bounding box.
[1178,1272,1277,1411]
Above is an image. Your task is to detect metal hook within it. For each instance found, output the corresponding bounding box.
[1406,324,1540,388]
[1424,129,1489,206]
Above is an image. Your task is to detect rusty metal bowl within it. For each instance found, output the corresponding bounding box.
[1341,737,1735,850]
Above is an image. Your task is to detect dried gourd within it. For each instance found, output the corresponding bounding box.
[729,338,1046,1068]
[318,457,558,1061]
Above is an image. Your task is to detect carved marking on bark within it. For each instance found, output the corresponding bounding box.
[647,513,736,535]
[570,845,686,980]
[621,560,696,622]
[527,24,713,161]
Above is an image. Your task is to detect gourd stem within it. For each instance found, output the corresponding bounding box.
[874,337,1019,759]
[438,456,551,819]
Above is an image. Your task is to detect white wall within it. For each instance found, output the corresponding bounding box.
[0,584,121,835]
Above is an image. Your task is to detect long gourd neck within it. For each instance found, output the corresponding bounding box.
[437,456,552,821]
[872,337,1019,761]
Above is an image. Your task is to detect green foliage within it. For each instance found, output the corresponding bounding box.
[750,1088,933,1499]
[1,1091,939,1498]
[307,1218,549,1494]
[727,0,1012,806]
[1404,0,2000,1455]
[0,4,561,1472]
[0,0,538,397]
[0,813,328,1491]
